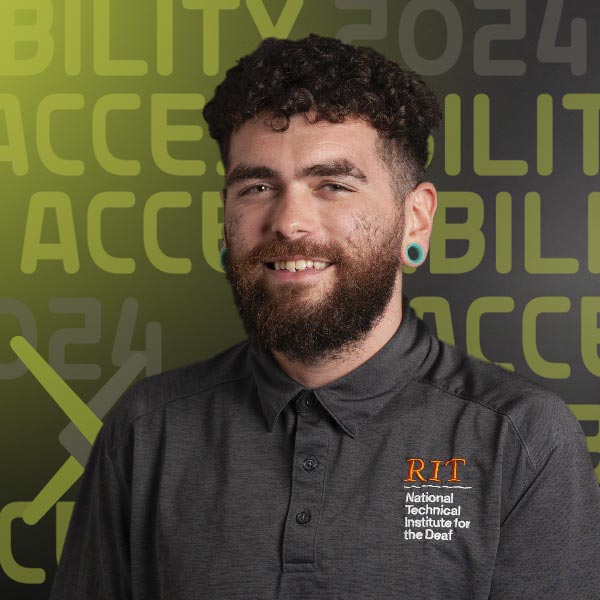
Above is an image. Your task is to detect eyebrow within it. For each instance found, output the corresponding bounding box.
[226,165,277,187]
[225,159,368,187]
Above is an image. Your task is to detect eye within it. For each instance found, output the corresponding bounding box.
[239,183,271,196]
[321,183,352,193]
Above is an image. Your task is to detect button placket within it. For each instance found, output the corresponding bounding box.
[282,392,330,572]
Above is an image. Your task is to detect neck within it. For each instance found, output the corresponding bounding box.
[271,282,404,389]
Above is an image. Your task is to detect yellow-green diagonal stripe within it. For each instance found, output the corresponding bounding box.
[10,336,103,443]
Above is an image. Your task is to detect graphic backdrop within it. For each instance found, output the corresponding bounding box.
[1,1,599,597]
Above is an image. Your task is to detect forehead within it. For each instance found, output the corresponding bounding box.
[227,113,387,178]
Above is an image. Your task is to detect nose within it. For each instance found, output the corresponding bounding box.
[268,185,318,239]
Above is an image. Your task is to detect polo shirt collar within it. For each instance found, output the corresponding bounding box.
[250,293,432,438]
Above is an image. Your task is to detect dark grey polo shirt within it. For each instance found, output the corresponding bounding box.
[50,294,600,599]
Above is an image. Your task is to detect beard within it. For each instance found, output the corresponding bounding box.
[224,210,405,364]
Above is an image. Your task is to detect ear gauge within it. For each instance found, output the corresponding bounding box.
[404,242,425,266]
[220,246,228,270]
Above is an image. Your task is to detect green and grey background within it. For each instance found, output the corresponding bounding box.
[1,0,599,596]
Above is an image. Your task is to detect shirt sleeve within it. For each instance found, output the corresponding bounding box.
[489,431,600,599]
[49,422,132,600]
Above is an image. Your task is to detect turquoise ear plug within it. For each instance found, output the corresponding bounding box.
[405,242,425,266]
[220,246,228,270]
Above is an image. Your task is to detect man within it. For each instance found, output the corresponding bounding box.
[50,34,600,599]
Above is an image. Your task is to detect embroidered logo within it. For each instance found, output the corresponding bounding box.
[402,457,472,543]
[403,457,466,483]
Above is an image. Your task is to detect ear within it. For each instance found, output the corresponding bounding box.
[220,190,227,247]
[402,181,437,260]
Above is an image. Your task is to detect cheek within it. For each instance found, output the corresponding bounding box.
[347,212,383,242]
[224,210,262,257]
[224,212,242,249]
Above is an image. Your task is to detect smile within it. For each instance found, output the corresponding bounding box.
[263,261,334,280]
[266,259,332,272]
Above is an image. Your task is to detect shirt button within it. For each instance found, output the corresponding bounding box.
[304,396,315,408]
[303,457,319,472]
[296,509,311,525]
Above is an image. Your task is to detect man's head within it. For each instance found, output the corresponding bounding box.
[203,35,440,363]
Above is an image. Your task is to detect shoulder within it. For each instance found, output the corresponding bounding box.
[415,334,583,467]
[100,339,253,450]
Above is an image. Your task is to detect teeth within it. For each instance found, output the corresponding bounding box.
[273,259,330,272]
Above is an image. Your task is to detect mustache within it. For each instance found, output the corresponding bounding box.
[234,239,346,265]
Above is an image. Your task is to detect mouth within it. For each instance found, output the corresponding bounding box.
[262,260,334,282]
[263,257,333,272]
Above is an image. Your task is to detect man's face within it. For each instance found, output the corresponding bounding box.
[223,112,407,363]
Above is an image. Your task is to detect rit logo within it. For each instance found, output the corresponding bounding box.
[403,457,467,483]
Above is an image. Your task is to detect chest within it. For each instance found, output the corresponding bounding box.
[128,399,502,599]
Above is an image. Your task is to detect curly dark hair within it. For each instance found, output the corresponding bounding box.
[203,34,441,197]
